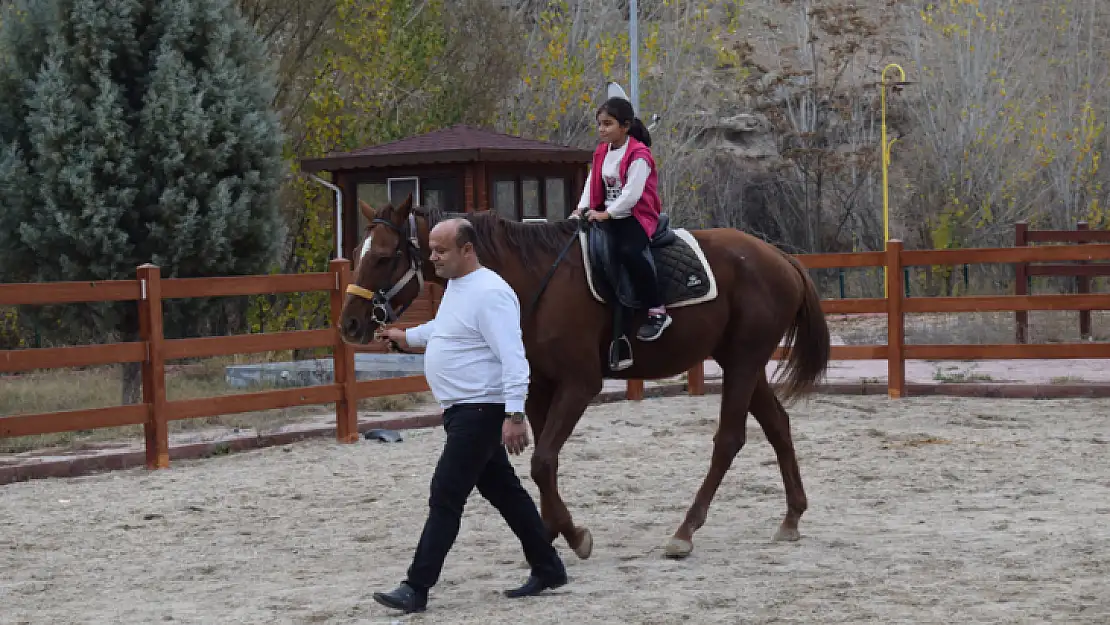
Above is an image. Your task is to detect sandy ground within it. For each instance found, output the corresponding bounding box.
[3,394,1110,624]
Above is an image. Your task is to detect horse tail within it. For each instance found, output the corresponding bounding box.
[774,252,831,404]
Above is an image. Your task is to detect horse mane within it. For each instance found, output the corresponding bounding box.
[463,211,578,270]
[370,200,577,273]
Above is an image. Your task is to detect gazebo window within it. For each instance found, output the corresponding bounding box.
[490,174,572,221]
[420,176,461,213]
[357,176,462,232]
[387,177,419,207]
[522,177,541,218]
[493,178,517,220]
[545,177,567,221]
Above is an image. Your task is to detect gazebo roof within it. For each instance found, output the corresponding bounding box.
[298,124,593,173]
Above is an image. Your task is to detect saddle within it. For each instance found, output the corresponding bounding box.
[586,214,677,309]
[580,213,717,372]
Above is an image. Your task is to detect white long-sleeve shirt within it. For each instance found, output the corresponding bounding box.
[576,140,650,219]
[404,267,529,413]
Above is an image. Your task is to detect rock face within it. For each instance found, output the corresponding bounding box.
[681,43,914,251]
[700,113,778,162]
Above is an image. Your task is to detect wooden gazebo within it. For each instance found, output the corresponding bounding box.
[299,124,592,261]
[299,124,592,345]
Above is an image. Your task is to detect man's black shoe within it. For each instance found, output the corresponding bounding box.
[503,573,568,598]
[372,582,427,613]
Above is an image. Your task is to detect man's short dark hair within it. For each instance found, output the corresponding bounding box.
[455,219,477,251]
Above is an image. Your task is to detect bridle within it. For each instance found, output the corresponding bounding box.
[346,212,425,325]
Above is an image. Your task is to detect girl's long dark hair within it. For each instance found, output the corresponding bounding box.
[596,96,652,147]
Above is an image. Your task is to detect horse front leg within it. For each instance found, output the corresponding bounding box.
[524,376,557,541]
[529,376,601,559]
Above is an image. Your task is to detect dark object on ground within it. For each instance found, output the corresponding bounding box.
[364,429,403,443]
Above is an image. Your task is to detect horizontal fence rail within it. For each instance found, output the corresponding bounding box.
[0,260,440,469]
[2,239,1110,470]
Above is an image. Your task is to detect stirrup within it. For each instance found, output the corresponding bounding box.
[608,335,633,371]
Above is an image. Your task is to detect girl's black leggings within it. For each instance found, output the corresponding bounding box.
[606,216,663,310]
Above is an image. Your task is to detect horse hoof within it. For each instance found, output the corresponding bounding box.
[663,537,693,559]
[773,525,801,542]
[571,527,593,559]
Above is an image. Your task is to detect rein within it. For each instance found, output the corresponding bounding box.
[523,217,585,320]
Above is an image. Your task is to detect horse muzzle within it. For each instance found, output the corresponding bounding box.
[345,284,396,326]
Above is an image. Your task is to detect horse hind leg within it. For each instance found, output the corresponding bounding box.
[664,362,758,559]
[749,369,808,542]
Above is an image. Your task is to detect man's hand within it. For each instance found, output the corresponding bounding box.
[377,326,409,350]
[587,209,611,222]
[569,208,584,220]
[502,417,530,455]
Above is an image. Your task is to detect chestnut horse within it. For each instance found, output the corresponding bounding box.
[338,195,830,559]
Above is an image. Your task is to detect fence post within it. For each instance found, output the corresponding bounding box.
[1014,221,1028,343]
[687,361,704,395]
[1077,221,1091,339]
[330,259,359,443]
[886,240,906,398]
[626,378,644,401]
[137,264,168,469]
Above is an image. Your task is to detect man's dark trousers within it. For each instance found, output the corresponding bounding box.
[404,402,565,592]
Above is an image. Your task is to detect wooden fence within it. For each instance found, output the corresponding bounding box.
[3,239,1110,471]
[1014,220,1110,342]
[627,239,1110,400]
[0,259,433,470]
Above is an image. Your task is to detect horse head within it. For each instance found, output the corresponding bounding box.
[338,193,434,345]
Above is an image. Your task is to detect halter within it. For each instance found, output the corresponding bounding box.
[346,212,425,325]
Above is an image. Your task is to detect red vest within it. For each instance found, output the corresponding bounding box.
[587,136,661,237]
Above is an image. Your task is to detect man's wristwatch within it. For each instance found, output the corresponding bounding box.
[506,411,526,424]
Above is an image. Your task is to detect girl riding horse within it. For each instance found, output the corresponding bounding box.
[572,95,671,342]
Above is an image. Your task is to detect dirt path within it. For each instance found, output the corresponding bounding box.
[3,394,1109,624]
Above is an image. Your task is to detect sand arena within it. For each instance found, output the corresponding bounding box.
[4,393,1110,624]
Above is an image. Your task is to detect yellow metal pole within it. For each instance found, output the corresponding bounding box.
[881,63,905,298]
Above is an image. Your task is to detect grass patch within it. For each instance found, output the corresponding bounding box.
[1049,375,1089,384]
[1,356,434,455]
[932,365,993,383]
[830,311,1110,347]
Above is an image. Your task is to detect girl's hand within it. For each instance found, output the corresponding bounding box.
[587,210,611,222]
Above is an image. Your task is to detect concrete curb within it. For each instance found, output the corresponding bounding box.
[3,381,1108,486]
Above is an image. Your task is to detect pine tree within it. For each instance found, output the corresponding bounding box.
[0,0,286,402]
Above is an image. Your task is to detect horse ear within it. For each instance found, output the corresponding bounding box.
[394,192,413,224]
[359,199,376,222]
